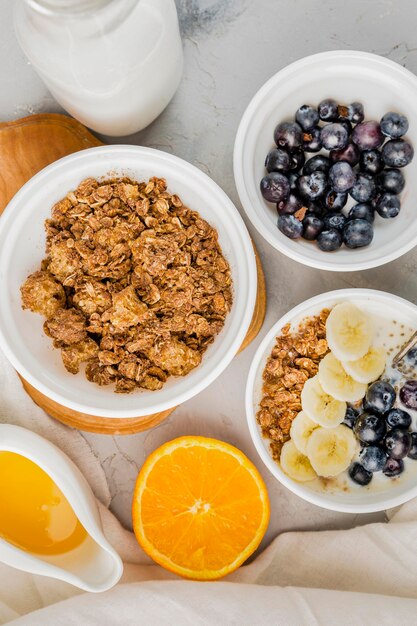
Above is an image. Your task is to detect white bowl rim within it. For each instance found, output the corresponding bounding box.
[0,145,257,418]
[246,287,417,513]
[234,49,417,272]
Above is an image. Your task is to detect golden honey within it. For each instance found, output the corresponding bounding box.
[0,451,86,555]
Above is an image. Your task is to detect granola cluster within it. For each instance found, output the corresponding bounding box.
[21,177,233,393]
[257,309,330,459]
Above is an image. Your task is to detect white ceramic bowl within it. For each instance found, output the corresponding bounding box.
[234,50,417,271]
[0,146,257,418]
[246,289,417,513]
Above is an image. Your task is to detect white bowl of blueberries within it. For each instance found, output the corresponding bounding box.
[234,50,417,271]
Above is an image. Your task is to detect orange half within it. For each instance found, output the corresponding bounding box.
[132,436,270,580]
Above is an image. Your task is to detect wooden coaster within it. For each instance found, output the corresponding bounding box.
[0,113,266,434]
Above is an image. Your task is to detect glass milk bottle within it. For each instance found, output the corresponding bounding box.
[14,0,183,136]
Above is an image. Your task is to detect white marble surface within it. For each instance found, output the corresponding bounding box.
[3,0,417,548]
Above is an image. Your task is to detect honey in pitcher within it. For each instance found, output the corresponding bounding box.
[0,451,87,555]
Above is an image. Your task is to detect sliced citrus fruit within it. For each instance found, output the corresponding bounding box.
[132,436,270,580]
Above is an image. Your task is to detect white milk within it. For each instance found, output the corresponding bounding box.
[14,0,183,136]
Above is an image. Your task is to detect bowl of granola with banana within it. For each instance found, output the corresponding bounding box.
[0,146,257,418]
[246,288,417,513]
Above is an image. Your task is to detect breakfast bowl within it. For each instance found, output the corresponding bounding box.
[234,50,417,271]
[0,145,257,419]
[246,288,417,513]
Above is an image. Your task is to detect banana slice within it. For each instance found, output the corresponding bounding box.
[280,440,317,482]
[290,411,321,454]
[342,347,387,384]
[318,353,367,402]
[326,302,373,361]
[301,375,346,428]
[306,425,357,477]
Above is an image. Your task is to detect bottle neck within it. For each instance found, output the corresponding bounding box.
[24,0,116,16]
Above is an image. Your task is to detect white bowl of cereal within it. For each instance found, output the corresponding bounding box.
[234,51,417,271]
[246,288,417,513]
[0,146,257,419]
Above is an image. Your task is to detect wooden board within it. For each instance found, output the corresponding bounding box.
[0,114,102,209]
[0,113,266,434]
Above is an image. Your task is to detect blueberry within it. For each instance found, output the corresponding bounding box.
[297,171,327,201]
[350,173,376,203]
[380,111,409,139]
[302,214,324,240]
[375,193,401,219]
[302,127,322,152]
[260,172,290,203]
[364,381,396,414]
[277,193,303,215]
[330,143,360,166]
[321,123,349,151]
[317,228,342,251]
[354,412,386,444]
[399,380,417,409]
[343,219,373,249]
[347,203,374,223]
[274,121,303,150]
[405,348,417,367]
[325,190,347,211]
[360,149,384,176]
[318,98,339,121]
[346,101,365,124]
[359,445,387,472]
[295,104,320,131]
[277,214,303,239]
[303,155,331,175]
[290,148,306,172]
[338,119,353,135]
[352,120,384,150]
[329,161,356,193]
[307,201,327,218]
[343,406,359,429]
[408,433,417,460]
[370,193,382,212]
[384,428,411,460]
[349,462,373,486]
[376,168,405,194]
[386,408,412,430]
[323,212,347,232]
[382,139,414,167]
[288,172,300,192]
[383,457,404,477]
[265,148,291,173]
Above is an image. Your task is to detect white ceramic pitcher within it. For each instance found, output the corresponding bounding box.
[0,424,123,591]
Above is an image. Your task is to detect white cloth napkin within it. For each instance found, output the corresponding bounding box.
[1,348,417,625]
